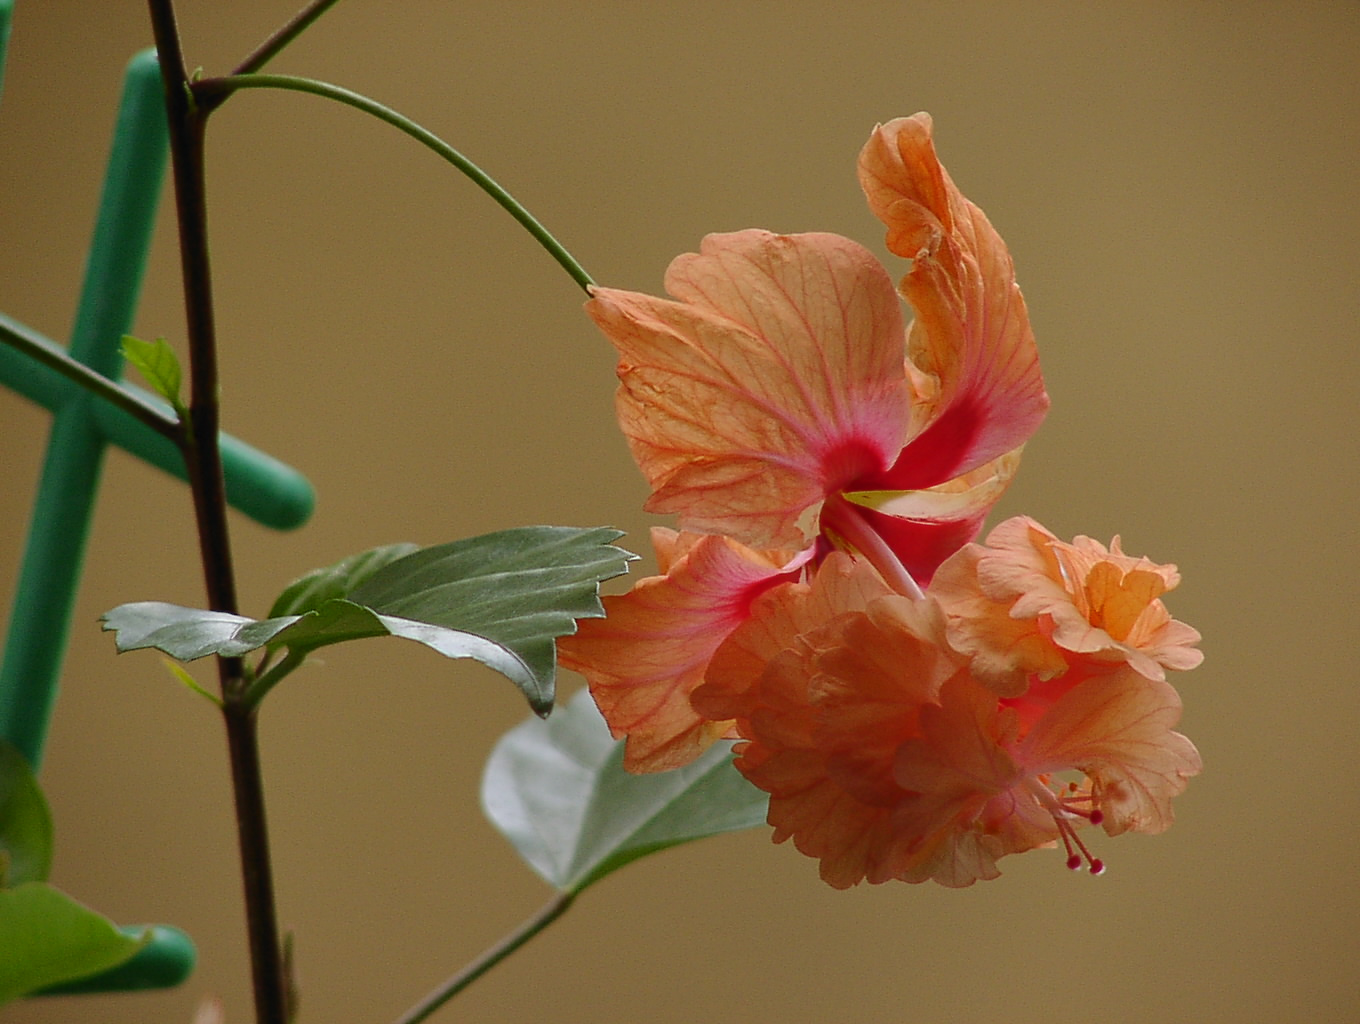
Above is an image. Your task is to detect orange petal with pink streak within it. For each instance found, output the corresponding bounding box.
[586,230,912,550]
[846,445,1024,583]
[858,113,1048,490]
[557,529,804,772]
[694,552,890,722]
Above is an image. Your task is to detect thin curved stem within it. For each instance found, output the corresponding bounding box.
[193,73,594,293]
[392,890,577,1024]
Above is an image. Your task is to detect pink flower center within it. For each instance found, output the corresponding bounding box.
[818,493,924,599]
[819,435,889,494]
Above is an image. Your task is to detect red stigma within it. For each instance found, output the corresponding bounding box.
[1030,776,1107,876]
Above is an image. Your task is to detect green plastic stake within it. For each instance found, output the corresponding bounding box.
[0,37,308,997]
[0,0,11,106]
[1,46,312,764]
[37,925,197,996]
[0,313,315,532]
[3,48,176,769]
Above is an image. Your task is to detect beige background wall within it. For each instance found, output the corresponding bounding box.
[2,2,1357,1022]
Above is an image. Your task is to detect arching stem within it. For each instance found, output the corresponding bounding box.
[820,494,925,600]
[193,73,594,293]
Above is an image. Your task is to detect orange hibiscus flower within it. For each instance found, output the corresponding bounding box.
[563,114,1047,769]
[563,114,1202,886]
[694,554,1201,887]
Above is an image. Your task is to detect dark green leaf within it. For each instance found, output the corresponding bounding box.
[102,526,634,714]
[350,527,634,707]
[268,542,419,618]
[119,335,183,411]
[0,742,52,888]
[0,883,145,1004]
[481,689,769,892]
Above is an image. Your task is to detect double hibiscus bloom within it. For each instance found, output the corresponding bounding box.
[560,113,1202,888]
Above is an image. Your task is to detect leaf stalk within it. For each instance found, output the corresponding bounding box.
[392,890,576,1024]
[243,649,307,710]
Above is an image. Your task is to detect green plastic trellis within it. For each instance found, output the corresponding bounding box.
[0,1,315,996]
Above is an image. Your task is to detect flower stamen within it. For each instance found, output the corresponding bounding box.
[819,493,924,599]
[1026,776,1106,875]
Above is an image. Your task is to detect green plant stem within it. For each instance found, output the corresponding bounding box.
[0,316,180,441]
[231,0,347,76]
[193,73,595,293]
[244,649,307,710]
[392,890,577,1024]
[147,2,287,1022]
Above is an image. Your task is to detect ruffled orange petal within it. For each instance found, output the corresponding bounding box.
[930,540,1068,695]
[892,674,1060,886]
[1048,535,1205,677]
[702,558,976,887]
[948,516,1204,685]
[699,555,923,887]
[694,552,890,722]
[1021,667,1202,836]
[587,230,912,550]
[858,113,1049,491]
[557,528,805,772]
[811,595,957,806]
[742,737,911,889]
[734,645,917,889]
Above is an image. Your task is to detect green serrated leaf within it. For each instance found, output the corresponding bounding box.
[481,689,769,892]
[268,542,420,618]
[349,526,634,707]
[102,526,635,714]
[0,742,53,888]
[100,603,293,660]
[0,883,146,1004]
[120,335,183,411]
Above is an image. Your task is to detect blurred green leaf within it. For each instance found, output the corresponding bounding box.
[160,659,222,707]
[120,335,183,412]
[103,527,634,714]
[0,883,145,1004]
[481,689,769,892]
[268,542,419,618]
[0,742,52,888]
